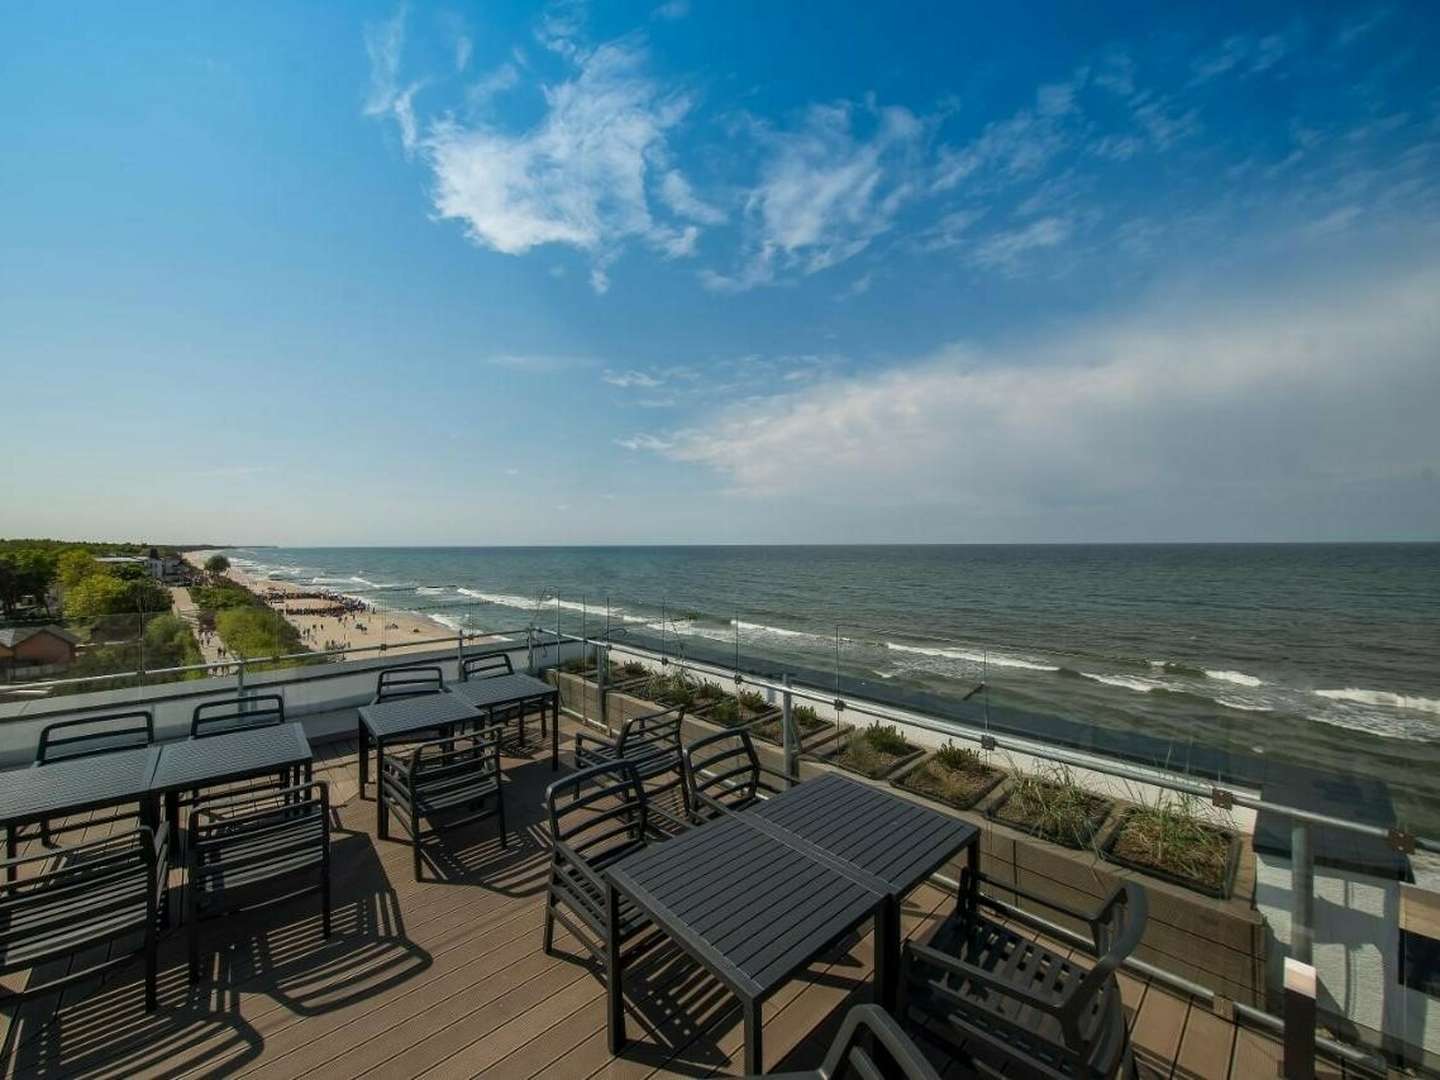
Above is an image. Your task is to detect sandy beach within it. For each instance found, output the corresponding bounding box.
[184,551,479,662]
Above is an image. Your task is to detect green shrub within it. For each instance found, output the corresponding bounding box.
[862,723,912,756]
[792,704,823,731]
[934,741,986,773]
[621,660,649,678]
[709,697,741,725]
[737,689,768,713]
[696,681,728,702]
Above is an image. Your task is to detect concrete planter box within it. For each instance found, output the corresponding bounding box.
[815,735,927,782]
[892,752,1006,812]
[1101,807,1243,900]
[748,714,848,753]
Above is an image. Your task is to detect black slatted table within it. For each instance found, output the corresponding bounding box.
[747,772,979,1009]
[151,721,314,839]
[356,691,481,835]
[0,746,163,881]
[448,673,561,769]
[604,812,888,1075]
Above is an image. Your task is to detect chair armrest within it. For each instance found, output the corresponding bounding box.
[553,839,609,894]
[646,803,691,835]
[193,781,329,825]
[906,940,1060,1015]
[813,1005,943,1080]
[574,730,617,754]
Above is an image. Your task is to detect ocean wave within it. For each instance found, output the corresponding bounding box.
[430,613,464,632]
[1215,697,1272,713]
[884,641,1059,672]
[1314,688,1440,716]
[415,586,448,596]
[1079,672,1168,694]
[732,619,805,638]
[1206,669,1263,687]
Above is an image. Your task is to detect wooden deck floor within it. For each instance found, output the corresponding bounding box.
[1,719,1349,1079]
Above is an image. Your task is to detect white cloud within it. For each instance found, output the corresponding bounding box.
[422,38,700,291]
[641,261,1440,533]
[709,101,925,290]
[653,0,690,20]
[466,62,520,111]
[658,170,725,225]
[363,8,425,153]
[836,271,873,300]
[616,433,675,452]
[603,369,664,388]
[971,216,1072,272]
[455,35,472,72]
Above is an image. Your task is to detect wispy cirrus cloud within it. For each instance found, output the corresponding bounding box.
[703,100,927,291]
[363,7,424,153]
[629,257,1440,540]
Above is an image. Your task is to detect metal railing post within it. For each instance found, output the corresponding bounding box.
[597,641,610,735]
[1282,958,1317,1080]
[782,674,797,787]
[526,626,535,673]
[237,654,246,694]
[1292,822,1315,966]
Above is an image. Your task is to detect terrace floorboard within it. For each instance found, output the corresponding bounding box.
[1,715,1305,1079]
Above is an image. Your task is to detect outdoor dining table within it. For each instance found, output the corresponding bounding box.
[356,691,481,835]
[447,672,561,770]
[0,745,164,882]
[604,811,889,1075]
[150,721,314,840]
[604,772,979,1073]
[747,772,980,1008]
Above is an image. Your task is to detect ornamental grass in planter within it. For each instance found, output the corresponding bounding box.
[636,671,714,713]
[989,765,1114,850]
[828,722,925,781]
[707,688,778,728]
[1104,793,1239,898]
[750,703,841,748]
[896,742,1005,811]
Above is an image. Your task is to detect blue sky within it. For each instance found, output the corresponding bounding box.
[2,1,1438,544]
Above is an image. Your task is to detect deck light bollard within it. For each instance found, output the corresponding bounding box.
[1282,958,1317,1080]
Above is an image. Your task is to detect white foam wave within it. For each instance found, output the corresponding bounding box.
[415,587,448,596]
[732,619,806,638]
[1207,669,1263,687]
[1215,697,1272,713]
[1314,688,1440,716]
[1080,672,1166,694]
[884,641,1059,672]
[430,613,464,632]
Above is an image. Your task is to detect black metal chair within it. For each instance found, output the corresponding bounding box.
[900,872,1148,1080]
[542,761,686,986]
[374,665,445,702]
[380,724,507,881]
[187,781,330,981]
[574,705,689,817]
[683,728,787,819]
[758,1004,943,1080]
[0,823,168,1012]
[461,651,542,742]
[34,710,155,846]
[191,693,285,737]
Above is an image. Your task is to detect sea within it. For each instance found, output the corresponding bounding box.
[225,544,1440,827]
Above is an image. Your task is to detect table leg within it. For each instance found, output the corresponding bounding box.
[5,823,15,883]
[743,997,763,1076]
[376,736,389,839]
[876,897,900,1012]
[606,882,626,1053]
[141,796,170,929]
[357,719,370,798]
[551,693,559,771]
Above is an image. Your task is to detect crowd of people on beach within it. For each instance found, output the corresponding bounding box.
[259,587,372,618]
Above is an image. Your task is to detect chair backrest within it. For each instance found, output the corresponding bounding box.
[803,1004,942,1080]
[545,761,648,868]
[191,694,285,738]
[190,783,329,890]
[616,705,685,768]
[0,826,162,978]
[684,728,762,815]
[1060,882,1149,1060]
[461,651,513,681]
[408,725,504,792]
[375,665,445,702]
[36,710,154,764]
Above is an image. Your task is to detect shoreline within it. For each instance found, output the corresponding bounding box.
[184,550,483,661]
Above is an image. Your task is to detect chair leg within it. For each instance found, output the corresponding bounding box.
[188,917,201,983]
[497,789,508,849]
[543,893,556,955]
[321,864,332,939]
[605,884,626,1054]
[145,911,158,1011]
[412,825,423,882]
[40,816,53,848]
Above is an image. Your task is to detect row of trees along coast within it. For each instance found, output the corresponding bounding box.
[0,540,311,696]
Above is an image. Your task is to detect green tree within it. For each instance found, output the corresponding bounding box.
[204,553,231,575]
[64,573,132,618]
[0,547,58,616]
[56,549,98,591]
